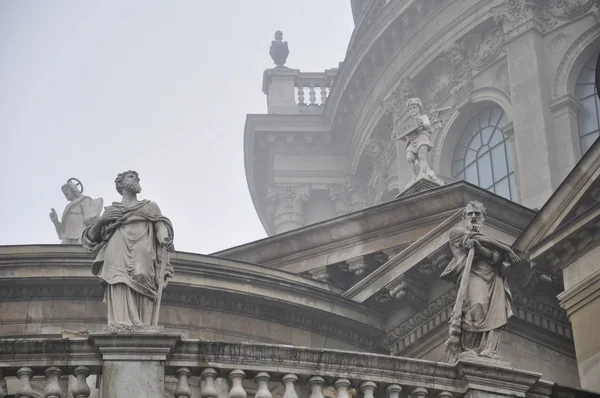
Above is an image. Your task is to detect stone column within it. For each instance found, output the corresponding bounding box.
[266,184,311,234]
[550,93,582,176]
[492,1,562,209]
[262,68,300,114]
[91,333,180,398]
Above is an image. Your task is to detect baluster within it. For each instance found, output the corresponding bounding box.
[386,384,402,398]
[436,392,452,398]
[16,367,34,398]
[201,368,219,398]
[309,83,316,105]
[254,372,272,398]
[228,370,247,398]
[282,374,298,398]
[72,366,91,398]
[297,84,305,105]
[334,379,350,398]
[0,369,6,398]
[44,366,62,398]
[174,368,192,398]
[411,387,429,398]
[320,83,328,105]
[307,376,325,398]
[360,381,376,398]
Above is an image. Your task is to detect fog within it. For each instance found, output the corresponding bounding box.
[0,1,354,253]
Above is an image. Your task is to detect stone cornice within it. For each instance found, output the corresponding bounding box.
[558,268,600,317]
[342,211,462,302]
[550,93,581,116]
[0,246,387,351]
[216,182,535,271]
[386,286,573,355]
[244,113,333,236]
[514,139,600,253]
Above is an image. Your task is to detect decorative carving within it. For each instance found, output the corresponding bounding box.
[309,266,331,283]
[385,285,572,353]
[328,176,368,216]
[364,140,396,205]
[269,31,289,67]
[441,201,520,362]
[418,251,452,276]
[343,253,387,277]
[462,28,505,70]
[266,184,311,233]
[387,274,429,306]
[82,171,175,328]
[491,0,596,39]
[49,178,103,244]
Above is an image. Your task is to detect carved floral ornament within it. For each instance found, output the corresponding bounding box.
[491,0,597,37]
[266,185,311,220]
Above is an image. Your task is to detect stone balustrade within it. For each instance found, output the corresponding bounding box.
[262,68,338,114]
[0,336,590,398]
[295,70,337,111]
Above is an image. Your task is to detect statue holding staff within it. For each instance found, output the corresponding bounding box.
[440,201,520,362]
[82,170,174,329]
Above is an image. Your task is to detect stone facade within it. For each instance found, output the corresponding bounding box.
[246,0,600,234]
[2,1,600,396]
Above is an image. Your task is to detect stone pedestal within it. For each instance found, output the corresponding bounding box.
[397,178,443,198]
[456,359,541,398]
[91,332,180,398]
[262,68,300,114]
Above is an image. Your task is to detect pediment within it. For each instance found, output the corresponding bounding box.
[514,139,600,263]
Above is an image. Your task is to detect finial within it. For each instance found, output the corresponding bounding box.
[269,30,289,67]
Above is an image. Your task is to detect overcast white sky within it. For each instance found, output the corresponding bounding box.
[0,1,354,253]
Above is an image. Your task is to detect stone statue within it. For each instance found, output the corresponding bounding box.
[393,98,452,188]
[440,201,521,362]
[82,171,175,330]
[49,178,103,244]
[269,30,289,67]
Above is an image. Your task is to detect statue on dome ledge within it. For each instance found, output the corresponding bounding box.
[269,30,289,68]
[393,98,452,189]
[82,170,175,331]
[49,178,103,244]
[440,201,521,363]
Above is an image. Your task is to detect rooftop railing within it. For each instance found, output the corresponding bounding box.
[0,335,593,398]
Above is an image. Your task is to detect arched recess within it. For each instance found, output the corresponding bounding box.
[553,24,600,100]
[433,87,513,175]
[551,25,600,164]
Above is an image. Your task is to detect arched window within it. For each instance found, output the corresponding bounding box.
[576,52,600,154]
[451,106,516,200]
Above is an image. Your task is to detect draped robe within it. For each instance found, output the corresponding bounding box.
[440,227,512,354]
[60,195,93,244]
[83,200,174,327]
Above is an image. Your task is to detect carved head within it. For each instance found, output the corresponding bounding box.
[61,182,81,202]
[445,44,466,67]
[274,30,283,41]
[406,98,424,117]
[366,140,384,158]
[115,170,141,196]
[463,201,486,232]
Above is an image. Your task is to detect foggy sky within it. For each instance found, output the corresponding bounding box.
[0,1,354,253]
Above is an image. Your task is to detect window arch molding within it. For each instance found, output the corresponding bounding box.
[434,89,513,170]
[575,51,600,154]
[553,26,600,100]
